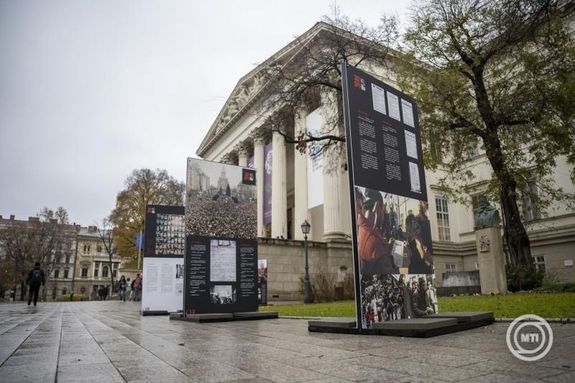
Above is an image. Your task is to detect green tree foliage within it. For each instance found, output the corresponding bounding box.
[398,0,575,267]
[109,169,184,266]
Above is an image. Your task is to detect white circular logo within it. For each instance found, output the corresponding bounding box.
[506,314,553,362]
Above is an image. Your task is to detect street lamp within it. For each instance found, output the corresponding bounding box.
[300,220,313,304]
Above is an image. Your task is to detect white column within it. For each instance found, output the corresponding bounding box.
[321,89,347,241]
[238,146,248,167]
[272,130,287,238]
[253,136,266,237]
[293,108,308,240]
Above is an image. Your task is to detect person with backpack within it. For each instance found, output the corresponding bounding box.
[117,276,127,302]
[26,262,45,306]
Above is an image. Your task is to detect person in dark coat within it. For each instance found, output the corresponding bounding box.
[26,262,45,306]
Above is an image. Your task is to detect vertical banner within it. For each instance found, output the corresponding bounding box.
[185,158,258,314]
[142,205,185,313]
[341,64,437,330]
[263,142,273,224]
[258,259,268,305]
[306,107,325,209]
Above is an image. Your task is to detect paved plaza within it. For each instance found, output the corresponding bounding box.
[0,302,573,382]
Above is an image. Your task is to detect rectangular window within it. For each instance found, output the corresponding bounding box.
[94,268,99,277]
[81,268,88,277]
[522,181,541,222]
[445,263,456,273]
[534,256,546,273]
[54,269,60,279]
[435,196,451,241]
[63,269,69,279]
[96,245,102,253]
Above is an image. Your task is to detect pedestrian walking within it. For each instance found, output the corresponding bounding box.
[117,276,127,302]
[26,262,45,306]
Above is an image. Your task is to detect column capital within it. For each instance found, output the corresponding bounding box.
[250,128,268,145]
[235,141,250,156]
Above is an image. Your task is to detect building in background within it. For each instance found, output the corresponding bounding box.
[196,22,575,299]
[73,226,123,300]
[0,215,79,300]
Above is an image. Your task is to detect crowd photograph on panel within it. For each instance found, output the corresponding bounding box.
[186,160,257,239]
[361,273,438,328]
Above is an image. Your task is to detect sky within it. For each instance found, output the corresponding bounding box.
[0,0,412,226]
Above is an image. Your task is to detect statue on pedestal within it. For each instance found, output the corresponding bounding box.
[474,196,501,229]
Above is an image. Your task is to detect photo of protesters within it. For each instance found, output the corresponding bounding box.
[210,285,236,304]
[186,159,257,239]
[355,187,433,275]
[361,273,437,328]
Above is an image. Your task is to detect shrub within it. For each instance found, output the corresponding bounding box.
[506,264,544,292]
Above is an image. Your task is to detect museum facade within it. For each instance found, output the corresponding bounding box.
[195,22,575,299]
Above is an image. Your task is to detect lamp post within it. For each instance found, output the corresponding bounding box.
[301,220,313,304]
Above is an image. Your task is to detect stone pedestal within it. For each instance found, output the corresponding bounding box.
[475,226,507,294]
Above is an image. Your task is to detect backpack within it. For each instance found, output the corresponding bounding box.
[30,269,42,284]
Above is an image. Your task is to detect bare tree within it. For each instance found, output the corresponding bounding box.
[0,209,74,300]
[260,9,399,156]
[97,218,116,296]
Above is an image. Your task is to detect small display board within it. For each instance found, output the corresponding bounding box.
[142,205,185,313]
[184,158,258,314]
[341,64,437,330]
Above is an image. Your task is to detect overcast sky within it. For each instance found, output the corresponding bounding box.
[0,0,411,226]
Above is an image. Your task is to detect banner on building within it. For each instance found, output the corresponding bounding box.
[263,142,272,224]
[142,205,185,313]
[341,64,437,329]
[258,259,268,305]
[306,107,325,209]
[184,158,258,314]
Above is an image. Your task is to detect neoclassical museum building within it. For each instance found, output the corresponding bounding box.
[195,22,575,300]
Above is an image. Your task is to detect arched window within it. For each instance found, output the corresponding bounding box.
[102,266,109,278]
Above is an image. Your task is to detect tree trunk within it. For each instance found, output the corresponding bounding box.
[483,130,533,267]
[472,68,533,268]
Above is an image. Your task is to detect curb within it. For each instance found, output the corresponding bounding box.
[495,317,574,323]
[278,316,575,324]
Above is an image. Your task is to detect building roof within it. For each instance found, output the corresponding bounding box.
[196,21,399,157]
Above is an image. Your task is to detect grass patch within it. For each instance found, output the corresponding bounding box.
[260,292,575,318]
[260,300,356,317]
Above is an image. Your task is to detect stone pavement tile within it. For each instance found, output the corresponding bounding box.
[179,362,256,382]
[114,363,191,383]
[281,355,359,370]
[542,370,575,383]
[233,359,331,383]
[470,360,565,379]
[407,349,489,368]
[312,361,411,382]
[536,357,575,371]
[221,378,277,383]
[58,350,111,366]
[57,362,126,383]
[0,364,56,383]
[466,372,545,383]
[374,359,486,382]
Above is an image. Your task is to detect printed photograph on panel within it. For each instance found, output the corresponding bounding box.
[155,213,186,256]
[355,186,433,276]
[210,285,236,304]
[361,274,437,328]
[186,158,257,239]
